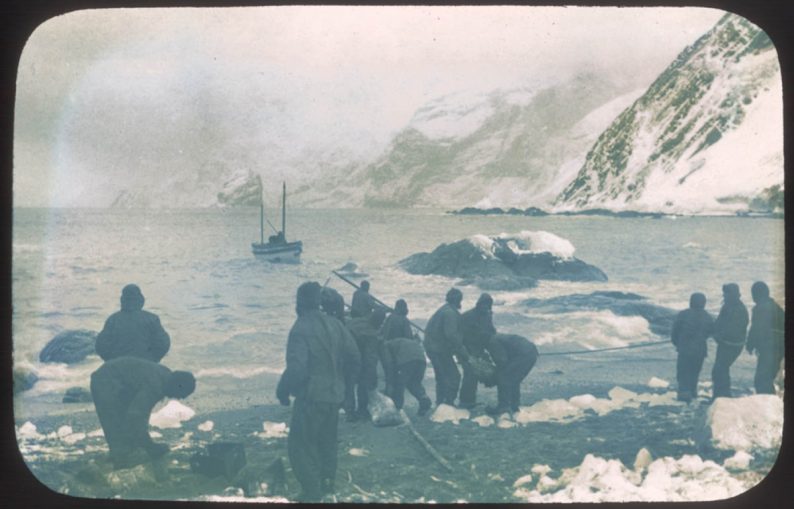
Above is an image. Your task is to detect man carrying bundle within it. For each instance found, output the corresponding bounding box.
[424,288,469,407]
[90,356,195,469]
[276,282,361,502]
[485,333,538,415]
[459,293,497,409]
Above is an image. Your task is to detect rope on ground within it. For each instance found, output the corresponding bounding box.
[400,411,453,472]
[541,340,670,357]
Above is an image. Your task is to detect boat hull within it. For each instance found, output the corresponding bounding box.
[251,241,303,263]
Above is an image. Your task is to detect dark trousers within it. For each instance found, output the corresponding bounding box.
[459,362,479,406]
[754,348,784,394]
[390,359,430,410]
[711,343,743,398]
[344,351,378,414]
[496,355,534,411]
[91,378,155,463]
[426,350,461,406]
[287,398,340,502]
[676,353,705,400]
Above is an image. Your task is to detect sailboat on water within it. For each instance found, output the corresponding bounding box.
[252,182,303,263]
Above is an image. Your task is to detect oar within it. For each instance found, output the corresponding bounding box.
[332,270,425,334]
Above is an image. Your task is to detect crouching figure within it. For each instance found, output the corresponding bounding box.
[90,356,195,469]
[485,334,538,415]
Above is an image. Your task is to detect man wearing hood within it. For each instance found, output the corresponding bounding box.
[91,357,195,469]
[711,283,749,398]
[379,299,413,341]
[459,293,497,409]
[95,284,171,362]
[350,280,375,318]
[276,282,361,502]
[671,292,714,402]
[423,288,469,407]
[746,281,785,394]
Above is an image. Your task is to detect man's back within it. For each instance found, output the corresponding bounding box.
[96,309,171,362]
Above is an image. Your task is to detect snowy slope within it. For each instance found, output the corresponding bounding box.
[555,13,783,215]
[295,74,644,208]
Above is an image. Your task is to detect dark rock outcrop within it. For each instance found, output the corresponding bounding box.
[399,234,607,285]
[13,368,38,394]
[39,329,97,364]
[63,386,93,404]
[523,291,677,336]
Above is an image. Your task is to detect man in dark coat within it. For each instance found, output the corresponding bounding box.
[350,280,375,318]
[95,284,171,362]
[276,282,361,502]
[423,288,469,407]
[746,281,785,395]
[459,293,497,409]
[90,357,195,469]
[671,293,714,402]
[711,283,749,398]
[345,308,386,421]
[485,333,538,415]
[380,299,414,341]
[381,336,432,416]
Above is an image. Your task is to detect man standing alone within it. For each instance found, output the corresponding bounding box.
[746,281,785,395]
[423,288,468,407]
[276,282,361,502]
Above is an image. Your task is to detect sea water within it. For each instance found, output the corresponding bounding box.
[11,207,785,420]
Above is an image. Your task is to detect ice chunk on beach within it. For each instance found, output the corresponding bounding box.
[57,425,74,438]
[17,421,43,440]
[723,451,753,470]
[430,404,470,424]
[149,400,196,429]
[708,394,783,451]
[513,453,749,502]
[472,415,494,427]
[647,377,670,389]
[515,399,583,424]
[197,420,214,432]
[87,428,104,438]
[262,421,288,438]
[634,448,653,471]
[349,448,369,457]
[513,474,533,487]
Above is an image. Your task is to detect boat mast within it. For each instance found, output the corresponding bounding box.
[260,187,264,245]
[282,181,286,241]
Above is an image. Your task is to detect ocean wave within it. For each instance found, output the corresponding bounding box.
[195,365,283,379]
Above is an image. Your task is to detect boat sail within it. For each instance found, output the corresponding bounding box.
[251,182,303,263]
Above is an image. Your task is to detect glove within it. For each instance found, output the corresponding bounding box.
[276,377,291,406]
[278,393,291,407]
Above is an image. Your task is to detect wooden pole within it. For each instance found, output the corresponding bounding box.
[401,412,453,472]
[331,270,425,333]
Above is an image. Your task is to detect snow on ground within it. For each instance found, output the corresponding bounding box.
[512,453,750,502]
[708,394,783,451]
[252,421,288,439]
[647,377,670,389]
[514,387,680,425]
[430,404,470,424]
[723,451,753,470]
[149,400,196,429]
[197,420,214,432]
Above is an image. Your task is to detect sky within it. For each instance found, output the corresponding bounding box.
[13,5,727,207]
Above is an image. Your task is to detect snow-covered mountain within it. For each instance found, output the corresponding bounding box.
[294,75,645,208]
[555,13,783,215]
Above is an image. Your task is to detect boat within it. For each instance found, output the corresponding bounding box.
[251,182,303,263]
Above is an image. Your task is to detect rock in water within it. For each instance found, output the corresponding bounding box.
[399,231,607,285]
[63,386,93,404]
[13,368,38,393]
[368,391,405,427]
[39,329,97,364]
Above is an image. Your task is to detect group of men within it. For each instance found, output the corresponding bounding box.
[84,278,784,502]
[276,280,538,501]
[672,281,785,402]
[90,284,196,469]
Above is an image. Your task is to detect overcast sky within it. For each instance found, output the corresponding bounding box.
[13,5,727,207]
